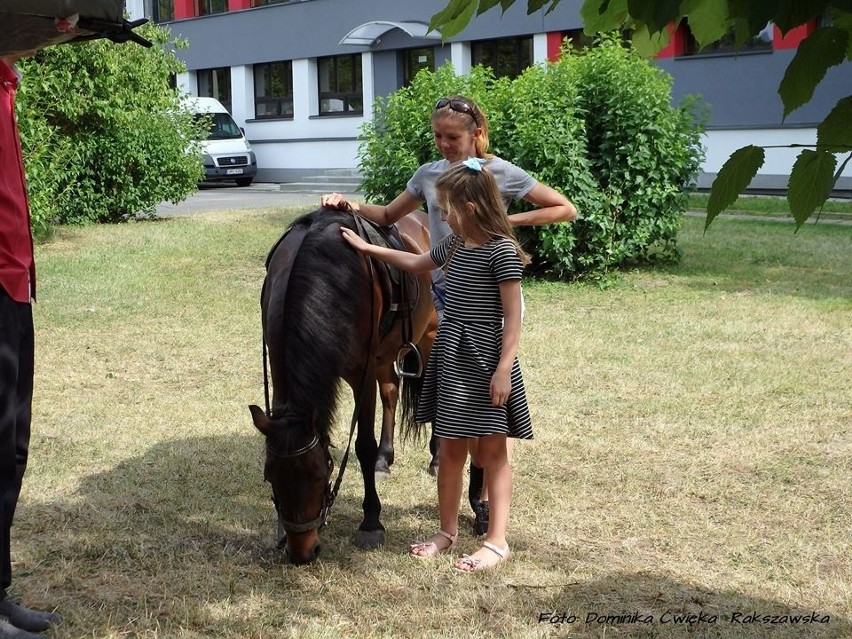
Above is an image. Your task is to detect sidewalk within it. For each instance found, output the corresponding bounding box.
[155,183,363,217]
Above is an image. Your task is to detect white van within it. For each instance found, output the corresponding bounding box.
[185,97,257,187]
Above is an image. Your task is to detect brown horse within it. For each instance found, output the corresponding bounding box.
[374,209,438,478]
[249,208,435,564]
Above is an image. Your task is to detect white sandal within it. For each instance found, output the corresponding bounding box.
[453,541,511,572]
[409,529,458,559]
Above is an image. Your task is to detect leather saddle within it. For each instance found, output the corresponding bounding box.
[352,216,421,338]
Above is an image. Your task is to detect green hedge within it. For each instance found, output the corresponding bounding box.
[16,24,205,234]
[358,36,706,278]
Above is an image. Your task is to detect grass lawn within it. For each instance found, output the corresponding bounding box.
[687,193,852,222]
[16,209,852,638]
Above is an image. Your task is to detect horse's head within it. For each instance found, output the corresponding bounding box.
[249,404,333,565]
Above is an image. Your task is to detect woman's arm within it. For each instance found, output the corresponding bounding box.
[508,182,578,226]
[340,227,436,273]
[321,190,423,226]
[490,279,523,407]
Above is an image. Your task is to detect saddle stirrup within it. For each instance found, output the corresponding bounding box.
[393,341,423,379]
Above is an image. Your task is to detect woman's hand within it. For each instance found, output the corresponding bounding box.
[490,369,511,406]
[340,227,368,251]
[321,192,357,212]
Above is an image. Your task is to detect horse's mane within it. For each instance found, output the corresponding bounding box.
[268,210,368,438]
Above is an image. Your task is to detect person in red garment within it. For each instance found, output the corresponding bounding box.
[0,52,62,639]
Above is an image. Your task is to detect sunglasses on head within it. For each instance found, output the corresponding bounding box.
[435,97,478,124]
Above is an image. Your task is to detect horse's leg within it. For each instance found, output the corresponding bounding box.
[375,368,398,480]
[428,433,440,476]
[353,378,386,550]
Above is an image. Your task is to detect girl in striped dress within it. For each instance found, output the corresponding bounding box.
[323,95,576,538]
[340,158,531,572]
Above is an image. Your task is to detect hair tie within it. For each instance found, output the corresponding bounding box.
[462,157,485,172]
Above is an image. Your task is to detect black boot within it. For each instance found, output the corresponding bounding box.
[468,463,489,536]
[0,618,49,639]
[0,600,60,633]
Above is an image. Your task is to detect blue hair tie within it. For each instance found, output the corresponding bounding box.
[462,157,486,172]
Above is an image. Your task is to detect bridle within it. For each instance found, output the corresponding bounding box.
[265,434,334,534]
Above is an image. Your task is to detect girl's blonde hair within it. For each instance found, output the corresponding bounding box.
[436,160,531,266]
[431,95,492,159]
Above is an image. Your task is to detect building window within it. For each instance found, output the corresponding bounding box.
[146,0,174,21]
[197,67,232,112]
[680,23,773,56]
[254,61,294,119]
[198,0,227,15]
[560,29,596,51]
[559,28,630,51]
[402,48,435,86]
[318,54,363,115]
[471,36,533,79]
[252,0,290,5]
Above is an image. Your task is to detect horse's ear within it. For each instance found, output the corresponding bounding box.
[249,404,273,437]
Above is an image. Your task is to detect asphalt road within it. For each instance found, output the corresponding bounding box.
[154,183,362,216]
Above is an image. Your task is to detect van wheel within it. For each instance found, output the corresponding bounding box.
[235,177,253,187]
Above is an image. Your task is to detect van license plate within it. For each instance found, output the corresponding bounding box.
[226,168,244,175]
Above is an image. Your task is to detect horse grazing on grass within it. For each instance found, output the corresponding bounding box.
[248,208,436,564]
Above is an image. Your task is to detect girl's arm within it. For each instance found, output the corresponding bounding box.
[490,279,523,407]
[322,190,423,226]
[340,227,436,273]
[508,182,578,226]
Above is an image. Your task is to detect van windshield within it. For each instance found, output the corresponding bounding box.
[195,112,243,140]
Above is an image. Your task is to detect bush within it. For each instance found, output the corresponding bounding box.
[357,35,706,278]
[358,64,498,201]
[16,23,205,230]
[568,35,706,273]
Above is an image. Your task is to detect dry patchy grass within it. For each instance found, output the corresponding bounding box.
[13,210,851,638]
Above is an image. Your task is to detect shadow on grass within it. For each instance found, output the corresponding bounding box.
[16,431,852,638]
[21,433,432,637]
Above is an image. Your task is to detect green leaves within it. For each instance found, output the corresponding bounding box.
[779,26,849,119]
[581,0,629,34]
[428,0,480,38]
[706,145,765,230]
[424,0,852,230]
[359,39,704,279]
[16,22,203,225]
[788,150,837,228]
[680,0,730,49]
[627,0,681,34]
[817,96,852,152]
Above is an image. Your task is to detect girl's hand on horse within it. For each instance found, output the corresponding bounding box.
[340,227,368,251]
[321,192,358,213]
[490,369,511,406]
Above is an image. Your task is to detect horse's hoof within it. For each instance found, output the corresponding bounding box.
[427,460,439,477]
[374,458,391,481]
[354,529,385,550]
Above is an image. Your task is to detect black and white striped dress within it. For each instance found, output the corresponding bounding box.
[416,235,533,440]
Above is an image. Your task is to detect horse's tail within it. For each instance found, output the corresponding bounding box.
[399,363,427,442]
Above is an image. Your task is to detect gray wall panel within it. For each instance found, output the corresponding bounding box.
[658,50,849,128]
[166,0,849,132]
[167,0,583,70]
